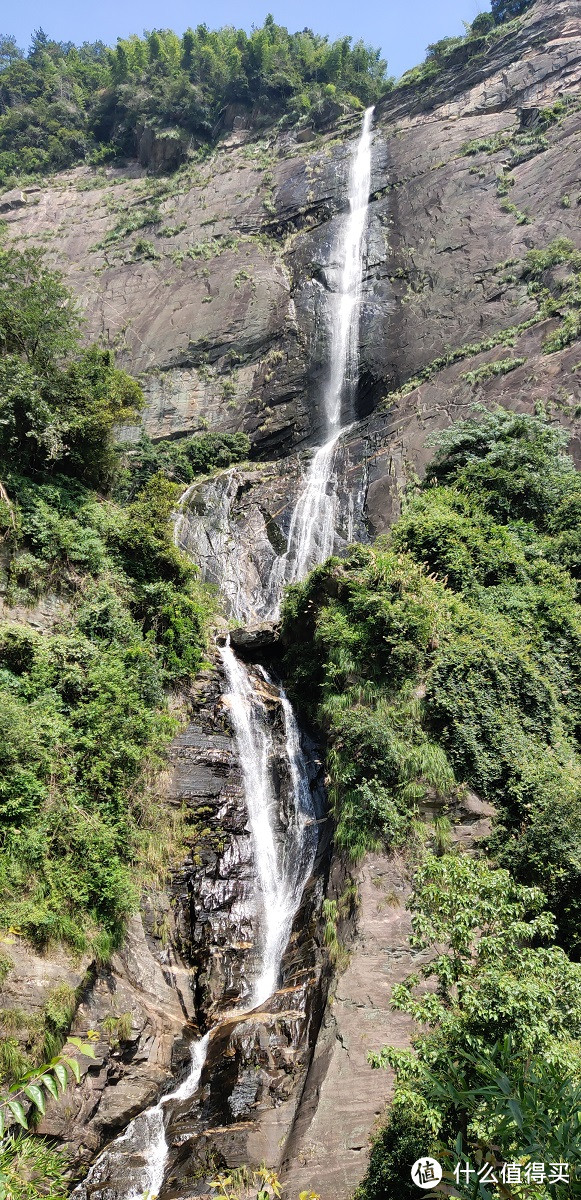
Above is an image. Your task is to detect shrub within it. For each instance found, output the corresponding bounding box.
[491,0,534,22]
[0,248,142,487]
[0,260,212,951]
[282,410,581,952]
[115,430,251,499]
[362,855,581,1197]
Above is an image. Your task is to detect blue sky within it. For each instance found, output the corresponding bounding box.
[6,0,492,80]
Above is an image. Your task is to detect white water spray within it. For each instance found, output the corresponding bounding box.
[73,642,317,1200]
[74,106,373,1200]
[220,639,317,1007]
[73,1034,209,1200]
[325,104,375,429]
[265,107,374,609]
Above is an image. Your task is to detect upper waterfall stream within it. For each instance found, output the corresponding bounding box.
[264,104,374,613]
[74,106,373,1200]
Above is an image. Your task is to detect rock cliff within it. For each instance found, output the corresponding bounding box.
[1,0,581,1194]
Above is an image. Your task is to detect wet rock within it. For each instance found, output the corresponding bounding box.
[229,623,280,656]
[34,914,193,1165]
[64,657,329,1197]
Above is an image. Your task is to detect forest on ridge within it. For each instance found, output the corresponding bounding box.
[1,0,579,1196]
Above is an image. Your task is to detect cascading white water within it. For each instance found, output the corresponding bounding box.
[74,105,373,1200]
[73,1034,209,1200]
[326,104,375,429]
[220,641,317,1007]
[73,643,317,1200]
[264,107,374,611]
[266,429,344,607]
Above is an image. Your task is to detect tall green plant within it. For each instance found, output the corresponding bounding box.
[0,1036,97,1200]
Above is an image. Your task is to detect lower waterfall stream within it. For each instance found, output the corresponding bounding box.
[73,104,374,1199]
[72,645,319,1200]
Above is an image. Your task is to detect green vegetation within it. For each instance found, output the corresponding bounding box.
[522,237,581,352]
[0,21,390,189]
[209,1166,319,1200]
[116,430,250,501]
[0,246,141,488]
[0,1135,68,1199]
[491,0,534,20]
[282,409,581,936]
[460,100,581,166]
[461,356,525,386]
[382,316,543,405]
[282,408,581,1199]
[102,1011,133,1048]
[395,0,533,92]
[0,1034,96,1198]
[358,856,581,1200]
[0,243,214,957]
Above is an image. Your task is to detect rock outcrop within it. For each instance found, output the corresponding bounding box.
[2,0,581,1194]
[2,0,580,468]
[281,796,495,1200]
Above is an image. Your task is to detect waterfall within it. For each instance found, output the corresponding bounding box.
[72,1035,209,1200]
[220,642,317,1008]
[325,104,375,429]
[265,106,374,611]
[74,106,373,1200]
[72,644,316,1199]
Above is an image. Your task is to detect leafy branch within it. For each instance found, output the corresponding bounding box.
[209,1167,320,1199]
[0,1034,98,1136]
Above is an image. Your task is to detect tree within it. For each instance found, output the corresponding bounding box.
[364,855,581,1199]
[0,246,142,486]
[491,0,534,23]
[424,1041,581,1199]
[470,12,495,34]
[0,247,80,369]
[0,36,23,71]
[425,407,575,528]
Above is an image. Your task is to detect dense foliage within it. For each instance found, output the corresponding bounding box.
[115,429,251,501]
[358,856,581,1200]
[281,409,581,946]
[282,408,581,1198]
[491,0,534,21]
[0,244,213,957]
[0,247,142,488]
[396,0,534,91]
[0,21,389,188]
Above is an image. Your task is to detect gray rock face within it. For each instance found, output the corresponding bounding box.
[229,623,280,656]
[7,915,193,1167]
[2,1,581,1194]
[53,661,329,1195]
[282,795,495,1200]
[175,437,368,624]
[3,1,579,469]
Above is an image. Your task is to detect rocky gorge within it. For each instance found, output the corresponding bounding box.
[1,1,581,1196]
